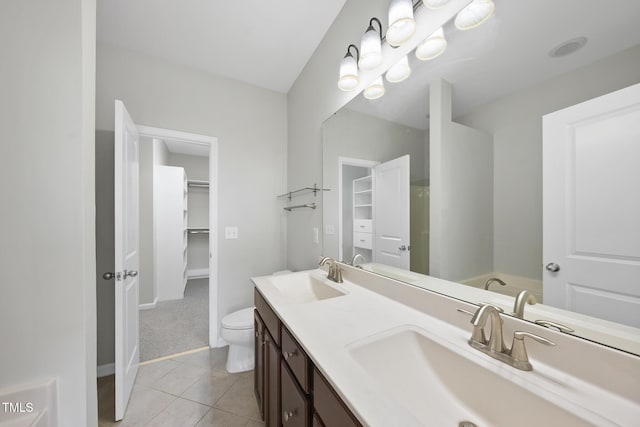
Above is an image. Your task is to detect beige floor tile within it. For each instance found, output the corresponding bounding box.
[172,347,229,374]
[181,372,240,406]
[213,375,261,421]
[150,363,208,396]
[244,420,265,427]
[136,359,182,387]
[118,385,176,427]
[145,397,209,427]
[194,408,252,427]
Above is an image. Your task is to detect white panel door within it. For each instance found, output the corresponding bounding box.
[374,155,410,269]
[543,83,640,328]
[114,100,140,420]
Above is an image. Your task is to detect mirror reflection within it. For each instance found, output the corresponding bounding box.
[322,0,640,355]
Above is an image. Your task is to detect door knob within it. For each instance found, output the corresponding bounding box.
[545,263,560,272]
[399,245,407,251]
[125,270,138,278]
[103,272,115,280]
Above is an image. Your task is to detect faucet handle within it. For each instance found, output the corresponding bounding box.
[510,331,556,371]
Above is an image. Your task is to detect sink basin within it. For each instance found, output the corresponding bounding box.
[348,327,601,427]
[268,272,346,304]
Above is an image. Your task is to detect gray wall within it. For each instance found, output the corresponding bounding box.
[0,0,98,425]
[457,44,640,280]
[287,0,392,271]
[430,79,493,282]
[95,42,287,366]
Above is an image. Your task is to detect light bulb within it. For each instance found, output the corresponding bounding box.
[338,53,358,91]
[359,27,383,70]
[364,77,385,100]
[386,0,416,47]
[422,0,452,9]
[415,27,447,61]
[455,0,495,30]
[386,55,411,83]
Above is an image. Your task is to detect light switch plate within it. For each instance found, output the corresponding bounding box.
[225,226,238,239]
[312,227,319,244]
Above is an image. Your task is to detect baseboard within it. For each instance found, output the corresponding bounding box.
[139,297,158,311]
[97,363,115,378]
[216,337,229,348]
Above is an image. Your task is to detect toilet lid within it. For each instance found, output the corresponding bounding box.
[222,307,255,330]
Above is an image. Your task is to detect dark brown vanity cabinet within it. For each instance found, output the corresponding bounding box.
[255,288,362,427]
[255,289,281,426]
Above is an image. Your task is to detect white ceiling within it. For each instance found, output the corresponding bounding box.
[97,0,347,93]
[347,0,640,130]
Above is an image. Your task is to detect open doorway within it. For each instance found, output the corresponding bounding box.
[137,126,218,362]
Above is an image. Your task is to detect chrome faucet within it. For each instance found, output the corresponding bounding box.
[513,290,537,318]
[470,304,506,353]
[484,277,506,291]
[350,253,365,268]
[464,304,555,371]
[319,257,343,283]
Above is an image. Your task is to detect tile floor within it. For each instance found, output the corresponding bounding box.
[98,347,264,427]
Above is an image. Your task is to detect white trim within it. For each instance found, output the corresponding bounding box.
[97,363,115,378]
[208,141,219,349]
[138,297,158,311]
[135,125,220,350]
[337,157,379,262]
[137,125,215,146]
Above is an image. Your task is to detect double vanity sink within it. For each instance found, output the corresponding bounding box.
[252,265,639,426]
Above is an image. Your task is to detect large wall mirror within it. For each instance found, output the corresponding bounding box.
[322,0,640,355]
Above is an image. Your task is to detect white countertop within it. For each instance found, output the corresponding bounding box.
[251,267,640,427]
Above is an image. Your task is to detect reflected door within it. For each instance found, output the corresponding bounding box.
[543,83,640,327]
[374,155,410,269]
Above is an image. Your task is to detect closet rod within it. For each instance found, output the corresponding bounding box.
[188,229,209,234]
[284,203,316,212]
[188,180,209,188]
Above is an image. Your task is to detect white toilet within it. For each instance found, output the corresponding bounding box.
[221,270,292,373]
[221,307,255,373]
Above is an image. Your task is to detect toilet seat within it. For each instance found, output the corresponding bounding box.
[222,307,254,330]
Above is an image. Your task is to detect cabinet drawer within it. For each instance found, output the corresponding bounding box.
[313,369,361,427]
[255,288,281,346]
[353,232,372,249]
[353,219,372,233]
[281,362,310,427]
[282,326,310,393]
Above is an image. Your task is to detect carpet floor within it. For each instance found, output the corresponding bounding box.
[140,279,209,361]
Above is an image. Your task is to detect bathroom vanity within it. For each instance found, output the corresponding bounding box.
[252,265,640,426]
[254,287,361,427]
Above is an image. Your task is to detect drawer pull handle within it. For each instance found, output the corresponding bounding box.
[283,409,297,422]
[283,349,298,360]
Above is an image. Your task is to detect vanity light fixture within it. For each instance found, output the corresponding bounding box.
[338,44,360,91]
[386,55,411,83]
[415,27,447,60]
[363,76,386,99]
[386,0,417,47]
[455,0,495,30]
[422,0,452,9]
[359,18,384,70]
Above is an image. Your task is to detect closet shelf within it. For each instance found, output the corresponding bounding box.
[277,184,330,201]
[284,203,316,212]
